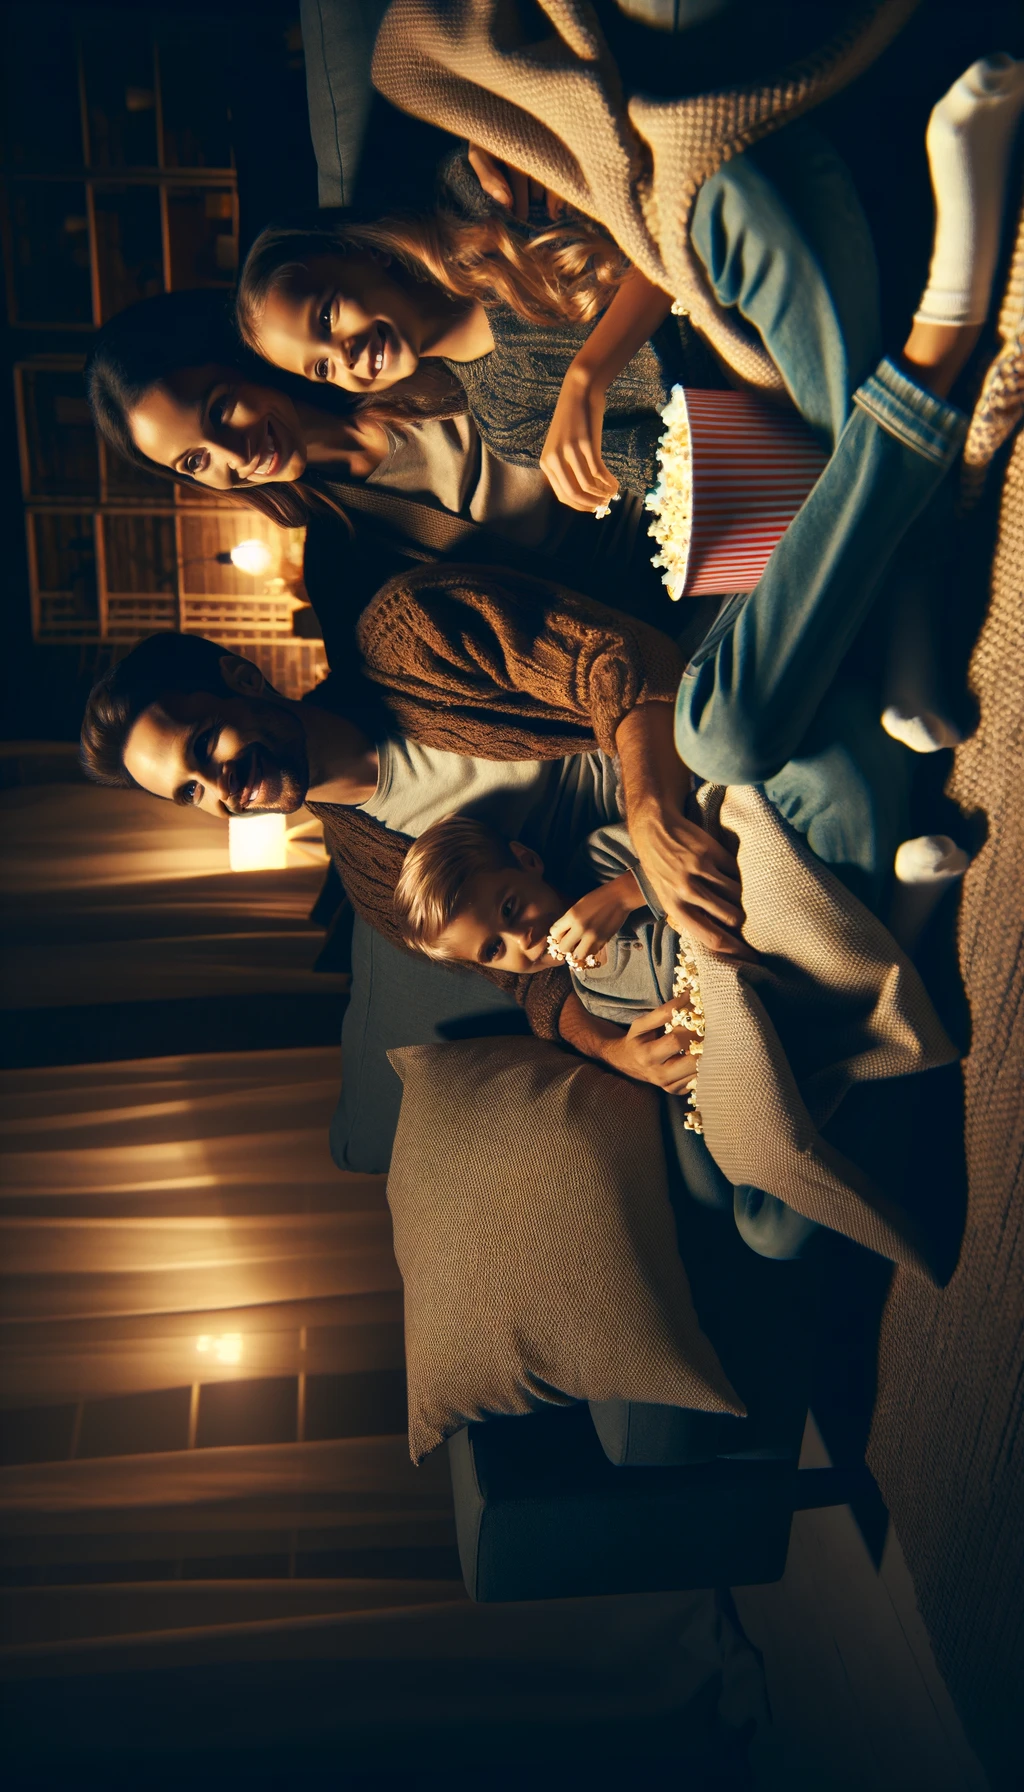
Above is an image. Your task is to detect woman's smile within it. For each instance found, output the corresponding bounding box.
[128,365,308,490]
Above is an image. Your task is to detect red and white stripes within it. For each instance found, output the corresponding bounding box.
[646,387,827,599]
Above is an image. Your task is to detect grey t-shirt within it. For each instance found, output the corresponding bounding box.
[359,736,622,880]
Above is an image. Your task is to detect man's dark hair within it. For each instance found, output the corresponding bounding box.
[79,632,234,788]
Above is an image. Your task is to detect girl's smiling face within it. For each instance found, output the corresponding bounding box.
[253,252,426,394]
[128,363,308,489]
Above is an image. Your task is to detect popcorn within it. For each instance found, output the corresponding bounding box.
[593,490,621,520]
[645,384,693,601]
[663,937,705,1132]
[546,934,598,972]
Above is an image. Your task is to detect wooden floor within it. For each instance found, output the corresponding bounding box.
[732,1418,990,1792]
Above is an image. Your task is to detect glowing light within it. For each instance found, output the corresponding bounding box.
[196,1333,243,1364]
[228,812,287,872]
[229,538,273,576]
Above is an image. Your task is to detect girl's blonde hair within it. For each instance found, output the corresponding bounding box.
[237,207,631,384]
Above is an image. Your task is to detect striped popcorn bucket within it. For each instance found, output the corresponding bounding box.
[645,386,828,599]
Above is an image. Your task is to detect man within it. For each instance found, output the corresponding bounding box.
[79,560,960,1272]
[79,563,747,1089]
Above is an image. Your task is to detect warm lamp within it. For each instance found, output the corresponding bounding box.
[227,538,273,576]
[228,812,287,871]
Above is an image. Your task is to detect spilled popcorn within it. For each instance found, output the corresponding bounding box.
[645,383,693,601]
[664,937,705,1133]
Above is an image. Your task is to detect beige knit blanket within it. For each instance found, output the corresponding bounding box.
[691,785,958,1283]
[372,0,919,391]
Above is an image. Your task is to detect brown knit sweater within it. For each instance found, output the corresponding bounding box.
[305,561,683,1041]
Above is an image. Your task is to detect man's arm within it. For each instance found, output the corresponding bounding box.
[615,702,751,957]
[359,563,748,952]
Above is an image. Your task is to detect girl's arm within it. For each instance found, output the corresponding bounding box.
[540,268,673,512]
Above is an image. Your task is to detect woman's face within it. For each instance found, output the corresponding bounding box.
[254,252,424,395]
[128,364,309,490]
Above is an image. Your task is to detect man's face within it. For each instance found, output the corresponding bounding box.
[123,685,310,818]
[435,858,565,975]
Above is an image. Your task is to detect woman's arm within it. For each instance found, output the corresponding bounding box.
[540,269,673,511]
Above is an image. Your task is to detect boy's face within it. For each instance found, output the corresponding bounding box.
[436,851,564,975]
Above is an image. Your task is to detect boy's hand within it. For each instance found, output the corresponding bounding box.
[540,362,619,512]
[547,871,643,969]
[602,999,702,1095]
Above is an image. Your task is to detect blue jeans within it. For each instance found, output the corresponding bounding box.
[667,1100,817,1261]
[683,128,968,912]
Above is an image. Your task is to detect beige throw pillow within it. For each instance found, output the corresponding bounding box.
[386,1036,743,1464]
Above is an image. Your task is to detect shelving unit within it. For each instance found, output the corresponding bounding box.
[2,7,326,700]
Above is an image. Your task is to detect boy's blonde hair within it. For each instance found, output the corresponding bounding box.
[394,814,518,961]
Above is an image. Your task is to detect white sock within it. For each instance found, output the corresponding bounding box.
[916,54,1024,328]
[881,705,963,753]
[894,834,971,884]
[889,835,970,950]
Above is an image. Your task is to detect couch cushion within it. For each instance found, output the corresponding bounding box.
[449,1405,794,1601]
[386,1036,743,1464]
[330,914,528,1174]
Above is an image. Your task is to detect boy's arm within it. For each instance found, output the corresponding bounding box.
[540,269,673,512]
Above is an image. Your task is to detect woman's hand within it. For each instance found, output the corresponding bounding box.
[629,802,755,960]
[601,999,702,1094]
[547,871,643,968]
[540,362,619,512]
[467,144,566,220]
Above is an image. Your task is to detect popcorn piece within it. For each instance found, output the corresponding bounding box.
[664,934,705,1131]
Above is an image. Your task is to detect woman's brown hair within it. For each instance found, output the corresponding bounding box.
[85,289,466,531]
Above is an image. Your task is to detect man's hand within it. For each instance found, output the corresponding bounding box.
[629,802,755,960]
[467,144,566,221]
[539,362,619,511]
[547,870,643,968]
[602,999,703,1094]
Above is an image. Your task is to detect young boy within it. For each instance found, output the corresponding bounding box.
[393,810,706,1118]
[391,805,962,1269]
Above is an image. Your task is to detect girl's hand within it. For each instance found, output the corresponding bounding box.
[547,870,643,969]
[540,362,619,512]
[467,144,566,221]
